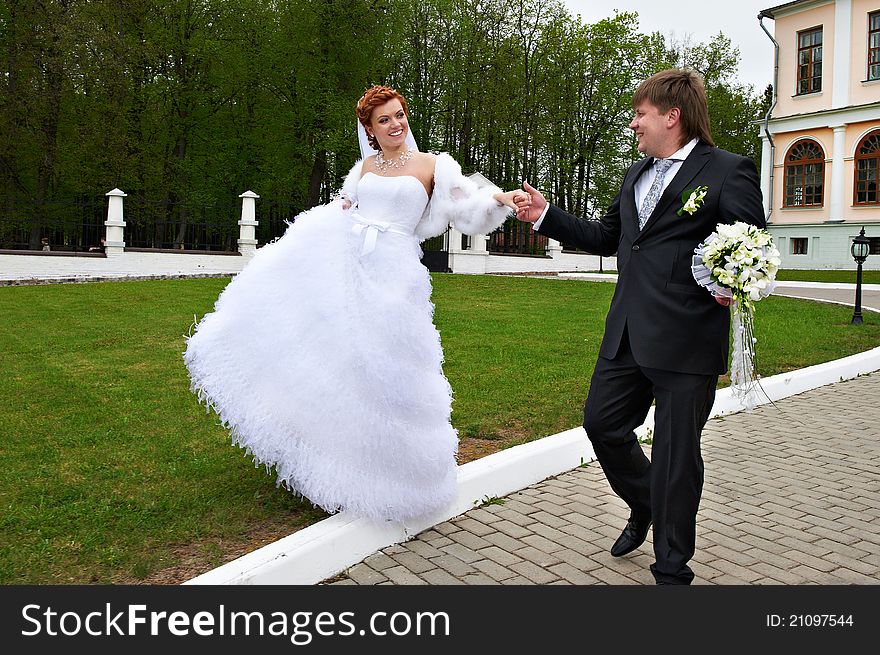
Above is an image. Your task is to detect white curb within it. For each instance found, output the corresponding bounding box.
[184,427,594,585]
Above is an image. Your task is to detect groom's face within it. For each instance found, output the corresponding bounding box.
[630,101,674,158]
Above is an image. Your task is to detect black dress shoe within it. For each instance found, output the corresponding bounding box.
[610,518,651,557]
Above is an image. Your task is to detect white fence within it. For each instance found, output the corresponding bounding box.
[447,227,615,275]
[0,188,614,283]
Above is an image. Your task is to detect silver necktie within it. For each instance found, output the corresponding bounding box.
[638,158,674,230]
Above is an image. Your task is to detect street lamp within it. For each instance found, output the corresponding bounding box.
[851,227,870,325]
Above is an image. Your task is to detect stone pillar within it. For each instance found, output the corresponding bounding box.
[104,188,127,256]
[547,237,562,259]
[829,125,847,222]
[447,226,492,274]
[238,190,260,257]
[448,226,463,253]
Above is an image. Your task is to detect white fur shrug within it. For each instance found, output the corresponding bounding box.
[340,152,510,240]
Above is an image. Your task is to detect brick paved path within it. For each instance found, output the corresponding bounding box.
[328,373,880,585]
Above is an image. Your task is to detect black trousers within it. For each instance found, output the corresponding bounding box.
[583,329,717,585]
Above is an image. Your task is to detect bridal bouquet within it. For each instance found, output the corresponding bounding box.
[691,221,781,410]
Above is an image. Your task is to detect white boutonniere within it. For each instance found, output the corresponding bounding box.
[677,185,708,216]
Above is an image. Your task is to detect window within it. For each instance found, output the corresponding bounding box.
[870,237,880,255]
[791,238,809,255]
[855,130,880,204]
[869,12,880,80]
[797,27,823,94]
[784,140,824,207]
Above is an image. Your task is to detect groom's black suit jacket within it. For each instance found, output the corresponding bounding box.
[538,141,765,376]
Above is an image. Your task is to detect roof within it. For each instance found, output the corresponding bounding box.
[759,0,827,19]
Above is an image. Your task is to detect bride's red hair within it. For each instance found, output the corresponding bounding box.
[356,85,409,151]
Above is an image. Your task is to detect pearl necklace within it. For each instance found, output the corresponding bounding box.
[375,147,414,175]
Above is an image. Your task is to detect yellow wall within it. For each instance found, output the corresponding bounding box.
[774,2,837,117]
[846,120,880,154]
[772,128,833,223]
[771,122,880,223]
[845,120,880,220]
[851,0,880,105]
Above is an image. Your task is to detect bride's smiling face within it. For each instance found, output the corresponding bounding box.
[367,99,409,151]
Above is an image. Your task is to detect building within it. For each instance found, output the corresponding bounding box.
[759,0,880,269]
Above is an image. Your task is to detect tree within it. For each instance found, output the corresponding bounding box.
[0,2,770,250]
[1,0,82,248]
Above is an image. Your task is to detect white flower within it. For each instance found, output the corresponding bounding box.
[691,220,778,410]
[678,185,709,216]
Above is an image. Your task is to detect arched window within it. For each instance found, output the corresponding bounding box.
[855,130,880,205]
[784,140,824,207]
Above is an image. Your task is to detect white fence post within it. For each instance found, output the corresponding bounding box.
[238,190,260,257]
[448,225,463,254]
[104,188,127,256]
[547,237,563,259]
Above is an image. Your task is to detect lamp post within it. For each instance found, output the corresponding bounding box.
[851,227,870,325]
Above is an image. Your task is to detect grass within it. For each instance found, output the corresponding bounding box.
[1,275,878,584]
[774,268,880,284]
[0,279,327,585]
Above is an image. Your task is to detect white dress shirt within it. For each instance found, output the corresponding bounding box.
[532,137,700,230]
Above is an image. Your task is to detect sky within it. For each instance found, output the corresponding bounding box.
[560,0,778,90]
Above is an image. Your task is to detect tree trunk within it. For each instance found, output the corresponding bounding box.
[308,150,327,208]
[32,29,64,249]
[172,134,188,248]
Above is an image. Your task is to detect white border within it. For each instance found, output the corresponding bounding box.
[184,425,593,585]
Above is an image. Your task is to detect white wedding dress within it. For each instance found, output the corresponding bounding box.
[184,157,508,523]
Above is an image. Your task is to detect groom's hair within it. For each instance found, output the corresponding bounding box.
[633,69,715,148]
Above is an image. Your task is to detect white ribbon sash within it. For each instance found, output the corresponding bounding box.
[349,211,412,256]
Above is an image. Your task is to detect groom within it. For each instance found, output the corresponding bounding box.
[514,69,764,584]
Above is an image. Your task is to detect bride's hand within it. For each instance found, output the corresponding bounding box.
[493,190,524,210]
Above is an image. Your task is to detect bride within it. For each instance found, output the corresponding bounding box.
[184,85,520,523]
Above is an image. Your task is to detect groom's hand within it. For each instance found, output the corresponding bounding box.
[515,181,547,223]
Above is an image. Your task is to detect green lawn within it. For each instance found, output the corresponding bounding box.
[1,275,878,584]
[774,268,880,284]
